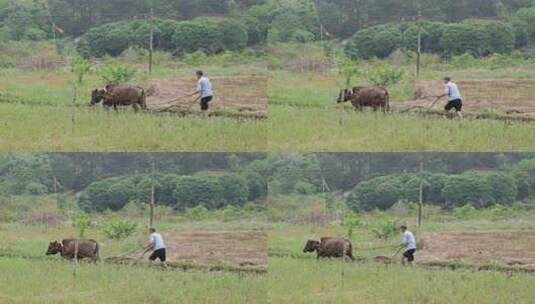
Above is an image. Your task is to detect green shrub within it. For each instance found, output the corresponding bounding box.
[341,212,362,238]
[73,212,92,238]
[347,175,404,211]
[452,204,477,220]
[345,24,403,59]
[82,21,134,57]
[71,57,91,84]
[0,53,15,68]
[173,20,224,54]
[219,19,249,51]
[294,181,318,195]
[512,7,535,42]
[23,28,47,41]
[80,172,254,212]
[183,205,211,221]
[402,22,447,54]
[79,177,137,212]
[218,174,249,206]
[241,171,267,201]
[484,22,516,54]
[511,158,535,199]
[367,62,404,88]
[103,217,137,240]
[404,173,448,205]
[338,59,361,88]
[98,63,137,85]
[441,21,514,57]
[291,30,315,43]
[24,182,48,195]
[442,172,517,208]
[370,214,400,240]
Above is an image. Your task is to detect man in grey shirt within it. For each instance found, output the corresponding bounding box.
[189,70,213,111]
[400,225,416,266]
[438,77,463,119]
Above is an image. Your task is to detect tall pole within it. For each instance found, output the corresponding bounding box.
[416,9,422,80]
[320,23,324,51]
[418,157,424,228]
[149,8,154,74]
[149,160,155,228]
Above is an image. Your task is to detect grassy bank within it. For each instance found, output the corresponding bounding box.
[268,105,535,151]
[0,103,266,151]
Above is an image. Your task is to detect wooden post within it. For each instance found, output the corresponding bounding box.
[416,10,422,80]
[417,158,424,228]
[71,83,77,134]
[149,160,155,227]
[148,8,154,74]
[73,240,79,287]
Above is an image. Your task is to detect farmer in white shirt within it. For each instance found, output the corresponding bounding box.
[189,70,214,111]
[438,77,463,119]
[144,227,167,267]
[400,225,416,266]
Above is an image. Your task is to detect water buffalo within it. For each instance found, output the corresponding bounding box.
[46,239,99,262]
[303,237,355,261]
[91,84,147,112]
[337,87,390,112]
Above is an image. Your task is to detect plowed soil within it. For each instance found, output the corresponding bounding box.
[398,79,535,120]
[419,231,535,270]
[145,76,267,118]
[111,231,268,273]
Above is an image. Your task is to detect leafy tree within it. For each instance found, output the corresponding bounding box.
[81,21,134,57]
[367,62,404,88]
[442,172,516,208]
[345,24,403,59]
[173,20,224,54]
[98,63,137,85]
[103,217,137,240]
[347,175,405,211]
[401,21,448,54]
[219,19,249,51]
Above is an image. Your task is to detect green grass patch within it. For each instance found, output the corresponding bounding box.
[0,103,267,151]
[268,105,535,151]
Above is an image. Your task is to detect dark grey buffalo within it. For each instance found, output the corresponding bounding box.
[91,84,147,112]
[303,237,355,260]
[46,239,99,262]
[337,86,390,112]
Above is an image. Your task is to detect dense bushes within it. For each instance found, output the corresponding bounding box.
[347,171,518,212]
[346,20,517,59]
[442,172,517,208]
[0,155,53,196]
[345,24,403,59]
[79,172,262,212]
[441,21,515,57]
[78,18,249,57]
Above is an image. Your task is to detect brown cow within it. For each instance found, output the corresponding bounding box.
[303,237,355,261]
[337,87,390,113]
[46,239,99,262]
[91,84,147,112]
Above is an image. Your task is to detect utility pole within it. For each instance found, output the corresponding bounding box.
[416,9,422,80]
[149,8,154,74]
[320,23,324,51]
[149,160,156,228]
[417,157,424,228]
